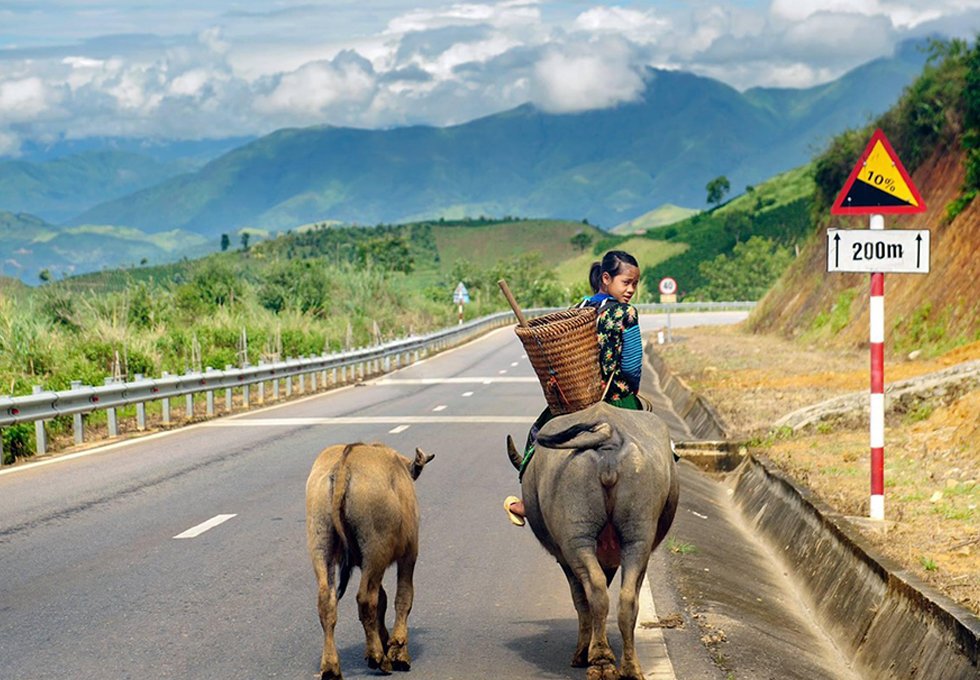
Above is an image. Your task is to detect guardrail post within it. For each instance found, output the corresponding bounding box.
[185,390,194,420]
[258,378,265,403]
[0,428,5,465]
[71,380,85,445]
[298,366,305,394]
[161,372,171,425]
[286,374,293,397]
[310,367,317,391]
[205,368,215,417]
[103,378,119,437]
[134,374,147,430]
[225,365,234,412]
[242,381,250,408]
[358,362,365,381]
[33,385,48,455]
[273,376,280,401]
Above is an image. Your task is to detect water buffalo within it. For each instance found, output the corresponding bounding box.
[507,401,678,680]
[306,442,435,679]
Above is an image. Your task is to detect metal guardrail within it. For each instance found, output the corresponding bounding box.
[0,301,754,461]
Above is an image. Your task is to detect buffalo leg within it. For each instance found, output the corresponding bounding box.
[569,550,619,680]
[377,584,390,652]
[387,555,416,671]
[560,562,591,667]
[309,530,343,680]
[618,545,651,680]
[357,566,393,674]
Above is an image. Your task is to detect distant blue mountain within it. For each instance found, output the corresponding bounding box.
[63,41,928,235]
[0,137,254,223]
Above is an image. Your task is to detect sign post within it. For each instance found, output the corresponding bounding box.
[658,277,678,343]
[453,282,470,325]
[829,128,928,521]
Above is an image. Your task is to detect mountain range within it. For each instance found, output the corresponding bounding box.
[0,40,931,282]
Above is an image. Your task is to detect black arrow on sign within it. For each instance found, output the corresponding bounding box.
[834,233,841,268]
[916,233,922,269]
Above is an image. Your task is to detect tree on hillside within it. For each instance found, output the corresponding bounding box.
[694,236,792,301]
[705,176,731,207]
[38,269,50,284]
[240,232,250,252]
[221,234,230,251]
[570,232,593,252]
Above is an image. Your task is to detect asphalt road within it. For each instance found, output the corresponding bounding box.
[0,311,857,680]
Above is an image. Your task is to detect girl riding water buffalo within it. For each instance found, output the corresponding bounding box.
[505,249,643,525]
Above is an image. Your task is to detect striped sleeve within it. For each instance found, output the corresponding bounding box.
[619,305,642,391]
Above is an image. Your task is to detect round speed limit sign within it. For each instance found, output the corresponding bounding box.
[658,277,677,296]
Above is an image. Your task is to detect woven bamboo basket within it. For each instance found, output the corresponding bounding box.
[515,308,604,415]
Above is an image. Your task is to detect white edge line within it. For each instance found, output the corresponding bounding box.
[173,514,237,539]
[637,574,677,679]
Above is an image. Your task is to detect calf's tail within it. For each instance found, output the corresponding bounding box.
[331,443,358,600]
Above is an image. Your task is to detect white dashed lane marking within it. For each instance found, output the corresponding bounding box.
[462,392,474,397]
[432,405,447,412]
[389,425,411,434]
[173,514,237,539]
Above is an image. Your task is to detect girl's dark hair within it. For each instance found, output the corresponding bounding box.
[589,250,639,293]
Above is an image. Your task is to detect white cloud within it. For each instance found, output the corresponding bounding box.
[0,77,58,122]
[531,39,644,113]
[254,53,378,121]
[573,6,670,41]
[769,0,954,29]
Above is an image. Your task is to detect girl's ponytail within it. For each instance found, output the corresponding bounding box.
[588,261,603,294]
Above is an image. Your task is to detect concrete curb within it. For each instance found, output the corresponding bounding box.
[648,346,980,679]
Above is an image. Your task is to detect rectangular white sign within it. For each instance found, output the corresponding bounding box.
[827,229,930,273]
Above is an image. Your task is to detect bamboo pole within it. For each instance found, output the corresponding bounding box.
[497,279,529,327]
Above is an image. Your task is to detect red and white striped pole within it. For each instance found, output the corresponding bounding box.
[869,213,886,520]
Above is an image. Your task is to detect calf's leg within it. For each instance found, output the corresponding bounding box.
[357,565,393,674]
[386,555,416,671]
[311,555,343,680]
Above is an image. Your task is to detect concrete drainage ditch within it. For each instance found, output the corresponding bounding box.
[648,341,980,680]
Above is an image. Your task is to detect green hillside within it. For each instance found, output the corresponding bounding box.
[554,237,689,298]
[612,205,699,234]
[641,164,816,296]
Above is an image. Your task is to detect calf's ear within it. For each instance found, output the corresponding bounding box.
[411,447,435,479]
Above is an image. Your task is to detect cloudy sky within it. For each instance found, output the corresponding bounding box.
[1,0,980,155]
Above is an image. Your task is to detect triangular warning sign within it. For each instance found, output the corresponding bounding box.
[831,129,926,215]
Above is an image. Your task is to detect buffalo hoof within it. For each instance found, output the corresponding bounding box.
[319,666,343,680]
[387,642,412,672]
[620,658,644,680]
[571,648,589,668]
[586,660,620,680]
[367,653,393,675]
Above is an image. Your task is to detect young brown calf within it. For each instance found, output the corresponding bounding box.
[305,442,435,679]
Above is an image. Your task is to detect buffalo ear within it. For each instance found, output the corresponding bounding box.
[411,448,435,479]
